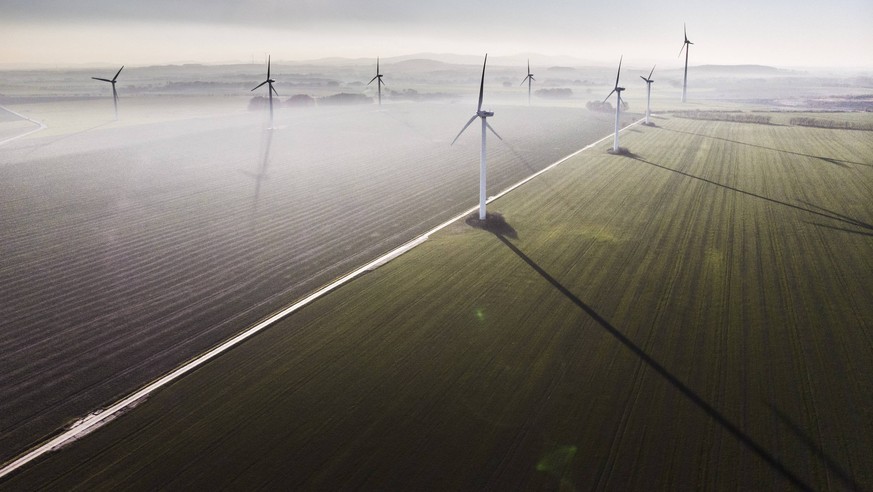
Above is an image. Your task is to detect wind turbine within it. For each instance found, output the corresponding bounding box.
[91,66,124,120]
[679,23,693,103]
[368,57,386,106]
[452,54,502,221]
[520,59,535,105]
[604,56,625,153]
[640,65,655,125]
[251,55,279,128]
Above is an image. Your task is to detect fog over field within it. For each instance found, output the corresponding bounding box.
[0,95,628,462]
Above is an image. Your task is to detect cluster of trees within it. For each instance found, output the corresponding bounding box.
[586,100,612,112]
[673,111,771,124]
[386,88,455,102]
[789,117,873,131]
[586,100,629,112]
[535,88,573,100]
[248,93,370,110]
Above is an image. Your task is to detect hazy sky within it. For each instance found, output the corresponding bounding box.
[2,0,871,68]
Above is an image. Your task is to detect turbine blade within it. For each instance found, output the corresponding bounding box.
[520,76,527,86]
[251,80,268,91]
[649,65,656,80]
[92,77,112,82]
[451,115,478,145]
[477,54,487,113]
[112,66,124,82]
[640,75,648,82]
[485,121,503,141]
[603,88,616,104]
[678,42,686,57]
[271,83,279,97]
[377,56,380,75]
[614,55,623,89]
[527,59,530,74]
[368,75,378,85]
[379,78,386,89]
[267,55,271,79]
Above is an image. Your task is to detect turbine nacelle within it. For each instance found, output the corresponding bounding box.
[92,65,124,119]
[477,110,494,117]
[679,24,693,56]
[369,57,386,105]
[641,66,656,85]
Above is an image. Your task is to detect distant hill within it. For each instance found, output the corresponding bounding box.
[694,64,781,73]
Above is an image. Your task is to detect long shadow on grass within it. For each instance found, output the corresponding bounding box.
[629,155,873,235]
[491,232,814,491]
[766,402,864,491]
[661,126,872,168]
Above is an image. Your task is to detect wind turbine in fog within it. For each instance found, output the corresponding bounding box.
[604,56,625,153]
[640,65,655,125]
[520,59,535,105]
[91,66,124,120]
[368,57,386,106]
[679,24,693,103]
[251,55,279,128]
[452,54,502,221]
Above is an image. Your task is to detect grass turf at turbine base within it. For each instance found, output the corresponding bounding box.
[3,115,872,490]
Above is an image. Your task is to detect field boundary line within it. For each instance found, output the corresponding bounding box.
[0,105,47,146]
[0,116,644,480]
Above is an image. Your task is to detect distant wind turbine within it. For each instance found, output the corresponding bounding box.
[368,57,386,106]
[452,54,503,221]
[604,56,625,153]
[679,23,693,103]
[640,65,655,125]
[91,66,124,120]
[520,59,535,105]
[251,55,279,128]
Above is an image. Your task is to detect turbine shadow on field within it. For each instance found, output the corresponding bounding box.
[466,212,517,239]
[806,222,873,238]
[661,127,872,168]
[630,155,873,234]
[766,402,864,491]
[798,200,873,233]
[491,232,814,492]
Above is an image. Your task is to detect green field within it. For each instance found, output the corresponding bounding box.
[3,114,872,490]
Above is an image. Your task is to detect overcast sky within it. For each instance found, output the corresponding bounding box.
[2,0,871,68]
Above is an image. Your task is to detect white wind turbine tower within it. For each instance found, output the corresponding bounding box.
[640,65,655,125]
[604,56,625,153]
[251,55,279,128]
[679,23,694,103]
[520,59,535,105]
[452,54,503,221]
[368,57,386,106]
[91,66,124,120]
